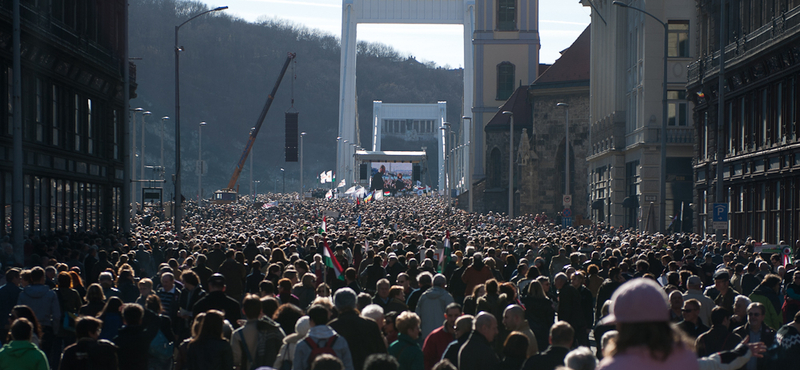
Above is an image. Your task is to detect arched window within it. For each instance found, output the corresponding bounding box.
[497,62,515,101]
[497,0,516,31]
[490,147,502,188]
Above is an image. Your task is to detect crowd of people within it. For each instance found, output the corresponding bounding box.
[0,195,799,370]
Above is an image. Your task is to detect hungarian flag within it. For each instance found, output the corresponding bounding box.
[319,216,327,234]
[322,240,344,280]
[438,231,451,273]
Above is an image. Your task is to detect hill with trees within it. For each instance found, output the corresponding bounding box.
[129,0,463,198]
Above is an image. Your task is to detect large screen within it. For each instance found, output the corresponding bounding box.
[370,162,413,191]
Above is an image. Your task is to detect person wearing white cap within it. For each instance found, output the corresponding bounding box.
[596,278,699,370]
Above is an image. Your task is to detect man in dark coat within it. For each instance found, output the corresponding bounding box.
[192,274,242,329]
[218,250,246,300]
[554,273,582,333]
[370,165,386,191]
[441,315,472,367]
[60,316,119,370]
[113,304,150,370]
[731,302,776,370]
[695,306,742,357]
[328,288,387,370]
[192,254,214,291]
[522,321,574,370]
[594,267,624,323]
[458,312,500,370]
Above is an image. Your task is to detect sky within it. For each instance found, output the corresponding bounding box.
[199,0,591,68]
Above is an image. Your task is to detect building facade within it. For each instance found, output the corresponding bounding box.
[583,0,696,231]
[472,0,540,185]
[687,0,800,243]
[0,1,132,235]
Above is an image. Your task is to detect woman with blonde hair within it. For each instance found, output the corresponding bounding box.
[388,311,423,370]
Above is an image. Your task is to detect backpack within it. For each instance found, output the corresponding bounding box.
[304,335,338,367]
[149,329,174,361]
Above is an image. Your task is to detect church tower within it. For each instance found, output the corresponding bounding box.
[472,0,540,180]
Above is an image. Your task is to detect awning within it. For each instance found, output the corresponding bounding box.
[622,196,639,208]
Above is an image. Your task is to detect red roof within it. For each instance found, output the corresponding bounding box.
[532,26,590,85]
[485,86,531,130]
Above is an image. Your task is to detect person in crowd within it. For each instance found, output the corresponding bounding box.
[421,302,461,370]
[457,312,499,370]
[9,305,42,347]
[522,280,555,353]
[0,268,22,336]
[97,297,124,340]
[695,306,743,357]
[748,274,783,330]
[192,274,242,329]
[683,275,715,326]
[783,270,800,323]
[502,304,538,358]
[328,288,386,370]
[0,318,48,370]
[388,311,424,370]
[231,294,285,370]
[17,266,60,365]
[293,273,318,310]
[730,295,751,329]
[416,274,455,341]
[274,316,310,370]
[499,331,529,370]
[58,316,119,370]
[461,284,483,317]
[731,302,775,370]
[407,272,433,313]
[774,310,800,368]
[522,321,573,370]
[594,278,698,370]
[710,269,740,314]
[677,299,709,340]
[185,310,233,370]
[363,353,399,370]
[564,346,597,370]
[292,304,354,370]
[113,304,150,370]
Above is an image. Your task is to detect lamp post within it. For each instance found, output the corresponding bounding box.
[300,132,306,196]
[342,140,348,188]
[198,121,206,206]
[281,168,285,193]
[254,180,260,199]
[161,116,169,178]
[502,111,514,218]
[141,111,151,196]
[175,5,228,235]
[130,107,143,208]
[350,143,357,185]
[613,1,668,233]
[463,116,473,212]
[335,137,341,189]
[249,127,255,200]
[557,103,570,214]
[441,122,451,200]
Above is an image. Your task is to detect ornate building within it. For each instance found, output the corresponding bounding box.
[0,1,132,235]
[687,0,800,242]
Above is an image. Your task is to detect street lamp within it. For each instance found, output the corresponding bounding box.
[335,137,341,189]
[557,103,570,216]
[198,121,206,206]
[441,122,451,199]
[463,116,473,212]
[300,132,306,196]
[502,111,514,218]
[161,116,169,178]
[249,127,255,200]
[141,111,151,196]
[281,168,285,194]
[613,0,668,233]
[254,180,260,199]
[175,5,228,235]
[350,143,357,184]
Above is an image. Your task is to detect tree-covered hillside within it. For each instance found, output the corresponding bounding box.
[129,0,463,198]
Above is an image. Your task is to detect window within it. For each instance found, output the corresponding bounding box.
[667,90,687,126]
[86,99,93,155]
[73,94,81,152]
[35,79,43,142]
[497,0,516,31]
[668,20,690,57]
[496,62,515,101]
[51,85,59,146]
[6,67,12,135]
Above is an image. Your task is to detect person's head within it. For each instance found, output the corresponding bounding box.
[57,271,72,290]
[395,311,421,340]
[453,315,474,339]
[4,268,20,286]
[376,278,391,299]
[502,331,529,359]
[710,306,730,328]
[333,287,357,313]
[431,359,458,370]
[526,280,546,299]
[417,272,433,288]
[668,290,684,311]
[444,303,462,331]
[502,304,525,331]
[75,316,103,340]
[361,304,385,329]
[122,303,144,326]
[473,312,498,343]
[310,354,344,370]
[307,304,330,326]
[760,274,782,293]
[682,299,701,323]
[549,321,575,348]
[194,310,225,342]
[747,302,766,329]
[137,278,153,297]
[471,284,486,298]
[433,274,447,288]
[396,273,410,288]
[98,271,114,287]
[564,346,597,370]
[733,295,751,317]
[363,353,399,370]
[145,294,163,313]
[714,269,731,292]
[29,266,45,284]
[243,294,263,320]
[208,273,226,292]
[388,285,405,302]
[9,317,33,341]
[686,275,702,291]
[571,271,585,288]
[554,272,568,290]
[160,272,175,291]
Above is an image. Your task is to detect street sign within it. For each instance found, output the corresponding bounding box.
[712,203,728,230]
[562,208,572,218]
[563,217,572,228]
[563,194,572,207]
[644,195,657,202]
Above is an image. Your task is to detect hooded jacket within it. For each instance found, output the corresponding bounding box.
[16,284,60,328]
[0,340,49,370]
[416,286,455,339]
[292,325,354,370]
